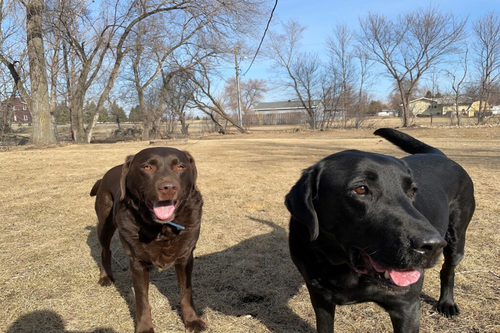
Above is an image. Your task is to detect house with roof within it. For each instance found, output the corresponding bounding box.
[408,97,489,117]
[253,100,325,125]
[1,97,32,124]
[491,105,500,115]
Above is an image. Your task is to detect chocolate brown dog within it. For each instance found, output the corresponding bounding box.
[90,147,205,333]
[286,129,475,333]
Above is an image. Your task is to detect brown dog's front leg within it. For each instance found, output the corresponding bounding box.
[130,259,154,333]
[175,252,206,333]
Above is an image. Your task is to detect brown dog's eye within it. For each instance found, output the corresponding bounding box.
[353,186,368,195]
[142,165,153,171]
[174,164,186,171]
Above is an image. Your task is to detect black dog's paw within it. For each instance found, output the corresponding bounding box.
[436,300,460,318]
[185,318,206,333]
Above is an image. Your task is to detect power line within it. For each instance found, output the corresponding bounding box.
[241,0,278,76]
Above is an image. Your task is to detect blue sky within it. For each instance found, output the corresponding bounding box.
[237,0,500,103]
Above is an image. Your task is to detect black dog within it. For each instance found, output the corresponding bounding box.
[285,128,475,333]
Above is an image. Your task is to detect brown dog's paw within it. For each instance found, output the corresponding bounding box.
[98,276,115,287]
[137,328,154,333]
[185,319,206,333]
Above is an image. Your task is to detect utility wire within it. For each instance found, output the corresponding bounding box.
[241,0,278,76]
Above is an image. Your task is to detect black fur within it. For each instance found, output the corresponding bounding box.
[286,128,475,333]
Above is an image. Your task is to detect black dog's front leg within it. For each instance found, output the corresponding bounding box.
[306,283,336,333]
[385,300,421,333]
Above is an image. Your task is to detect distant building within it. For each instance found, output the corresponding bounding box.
[376,110,397,117]
[491,105,500,115]
[407,97,489,117]
[1,97,32,124]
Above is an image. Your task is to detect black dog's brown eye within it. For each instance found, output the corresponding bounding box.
[142,165,153,171]
[353,186,368,195]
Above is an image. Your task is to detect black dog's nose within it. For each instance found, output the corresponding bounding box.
[412,235,447,257]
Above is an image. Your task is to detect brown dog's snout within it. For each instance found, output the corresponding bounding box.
[411,235,447,259]
[158,180,178,198]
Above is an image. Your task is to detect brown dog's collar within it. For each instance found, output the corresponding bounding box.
[166,221,185,230]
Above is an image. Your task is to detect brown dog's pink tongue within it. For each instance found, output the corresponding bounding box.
[388,270,421,287]
[153,201,175,221]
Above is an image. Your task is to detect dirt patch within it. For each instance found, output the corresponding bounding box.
[0,127,498,332]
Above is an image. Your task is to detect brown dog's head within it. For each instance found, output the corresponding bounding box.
[119,147,198,223]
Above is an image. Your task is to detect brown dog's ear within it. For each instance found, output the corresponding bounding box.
[285,166,320,241]
[119,154,135,201]
[183,150,197,186]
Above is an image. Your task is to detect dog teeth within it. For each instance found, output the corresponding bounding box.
[384,271,391,280]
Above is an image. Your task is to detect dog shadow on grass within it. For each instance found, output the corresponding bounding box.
[5,310,116,333]
[86,216,314,332]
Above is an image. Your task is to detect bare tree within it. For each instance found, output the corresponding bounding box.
[223,77,267,128]
[190,61,245,133]
[56,0,219,142]
[326,24,357,127]
[319,74,340,129]
[359,7,467,127]
[0,0,19,134]
[163,68,196,135]
[472,11,500,123]
[446,48,469,125]
[268,20,323,129]
[0,0,56,145]
[353,46,374,128]
[82,1,199,143]
[126,4,209,140]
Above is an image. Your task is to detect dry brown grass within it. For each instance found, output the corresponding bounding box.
[1,127,499,333]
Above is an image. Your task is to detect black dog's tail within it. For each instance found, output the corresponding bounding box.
[374,128,445,156]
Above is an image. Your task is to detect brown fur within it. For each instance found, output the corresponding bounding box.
[90,147,205,333]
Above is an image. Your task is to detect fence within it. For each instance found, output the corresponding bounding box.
[2,115,499,146]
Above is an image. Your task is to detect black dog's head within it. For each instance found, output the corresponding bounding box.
[285,150,446,290]
[120,147,198,224]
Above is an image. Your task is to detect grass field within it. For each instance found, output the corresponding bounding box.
[1,126,499,332]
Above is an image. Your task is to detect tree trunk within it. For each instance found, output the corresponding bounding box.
[86,59,124,143]
[26,0,56,145]
[62,41,74,141]
[180,115,189,135]
[397,83,411,127]
[49,36,61,140]
[71,88,86,143]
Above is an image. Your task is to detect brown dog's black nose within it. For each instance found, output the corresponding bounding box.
[158,180,178,196]
[412,235,447,257]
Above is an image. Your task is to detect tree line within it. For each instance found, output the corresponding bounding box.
[0,0,269,144]
[267,8,500,129]
[0,2,499,144]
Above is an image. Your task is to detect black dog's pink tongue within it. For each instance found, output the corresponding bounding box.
[153,201,175,221]
[388,270,421,287]
[369,256,421,287]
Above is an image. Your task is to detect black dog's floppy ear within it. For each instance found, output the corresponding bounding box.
[285,166,320,241]
[119,154,135,201]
